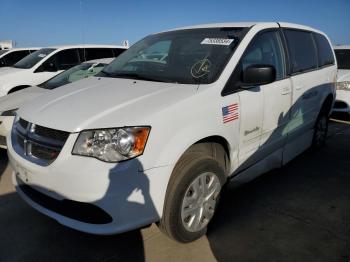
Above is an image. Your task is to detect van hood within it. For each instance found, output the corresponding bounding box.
[0,67,24,75]
[18,77,198,132]
[337,69,350,82]
[0,86,48,113]
[0,67,27,88]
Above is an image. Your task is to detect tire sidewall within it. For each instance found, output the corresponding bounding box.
[312,112,329,148]
[168,158,226,242]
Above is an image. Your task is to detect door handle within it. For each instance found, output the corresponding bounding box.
[295,85,304,90]
[281,86,291,95]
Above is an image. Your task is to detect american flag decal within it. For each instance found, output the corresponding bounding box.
[222,103,239,123]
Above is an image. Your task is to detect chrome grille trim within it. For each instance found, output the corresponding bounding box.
[11,118,69,166]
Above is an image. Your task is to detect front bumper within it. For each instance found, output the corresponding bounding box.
[333,90,350,113]
[8,132,174,235]
[0,116,14,149]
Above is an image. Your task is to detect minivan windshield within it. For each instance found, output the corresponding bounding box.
[13,48,56,69]
[100,27,246,84]
[39,62,106,90]
[335,49,350,70]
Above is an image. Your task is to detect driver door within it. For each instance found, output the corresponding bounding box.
[233,30,291,172]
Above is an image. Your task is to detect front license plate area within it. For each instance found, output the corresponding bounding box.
[15,164,31,184]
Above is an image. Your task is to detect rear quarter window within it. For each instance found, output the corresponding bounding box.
[314,33,334,67]
[284,29,318,74]
[84,48,114,61]
[113,48,126,57]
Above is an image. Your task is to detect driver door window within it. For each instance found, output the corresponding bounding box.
[38,49,80,72]
[241,31,286,79]
[225,30,286,95]
[54,49,80,70]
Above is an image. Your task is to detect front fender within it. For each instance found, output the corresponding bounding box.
[141,118,239,174]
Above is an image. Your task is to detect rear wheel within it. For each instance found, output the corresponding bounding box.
[159,143,227,243]
[312,110,329,148]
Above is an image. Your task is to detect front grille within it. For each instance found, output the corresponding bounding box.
[0,135,6,147]
[35,125,69,142]
[31,143,60,161]
[12,118,69,166]
[17,176,113,224]
[19,118,29,129]
[17,133,25,149]
[334,101,348,109]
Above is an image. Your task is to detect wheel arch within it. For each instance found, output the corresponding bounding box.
[195,135,230,161]
[177,135,231,176]
[8,85,31,94]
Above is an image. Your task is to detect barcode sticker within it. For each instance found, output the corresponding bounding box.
[201,38,234,46]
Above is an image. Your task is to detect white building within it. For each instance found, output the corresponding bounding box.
[0,40,15,50]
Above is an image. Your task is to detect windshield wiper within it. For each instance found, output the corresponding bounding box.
[107,72,168,83]
[98,70,113,77]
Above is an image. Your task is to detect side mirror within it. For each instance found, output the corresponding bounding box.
[242,65,276,87]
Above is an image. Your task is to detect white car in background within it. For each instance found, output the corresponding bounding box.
[0,48,39,68]
[0,58,113,149]
[333,45,350,114]
[0,45,127,96]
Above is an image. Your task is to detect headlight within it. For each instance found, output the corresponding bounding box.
[1,108,18,116]
[72,126,150,162]
[336,81,350,91]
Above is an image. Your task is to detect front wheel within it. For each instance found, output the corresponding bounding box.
[159,143,227,243]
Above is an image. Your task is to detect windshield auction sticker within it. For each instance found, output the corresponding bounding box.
[201,38,234,45]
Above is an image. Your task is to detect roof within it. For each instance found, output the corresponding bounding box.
[46,44,128,50]
[84,57,115,64]
[6,47,41,51]
[173,22,258,30]
[160,22,323,35]
[333,45,350,50]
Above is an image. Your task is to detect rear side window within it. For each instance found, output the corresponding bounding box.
[335,49,350,69]
[2,50,31,66]
[284,29,318,73]
[314,33,334,67]
[84,48,114,61]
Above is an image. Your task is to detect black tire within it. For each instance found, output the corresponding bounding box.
[159,143,227,243]
[312,108,329,149]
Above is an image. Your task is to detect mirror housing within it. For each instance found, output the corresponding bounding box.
[242,65,276,87]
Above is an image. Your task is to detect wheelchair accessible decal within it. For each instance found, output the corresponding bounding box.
[191,58,211,78]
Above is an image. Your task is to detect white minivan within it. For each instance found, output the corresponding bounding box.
[0,48,39,68]
[0,45,127,97]
[333,45,350,114]
[8,22,336,243]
